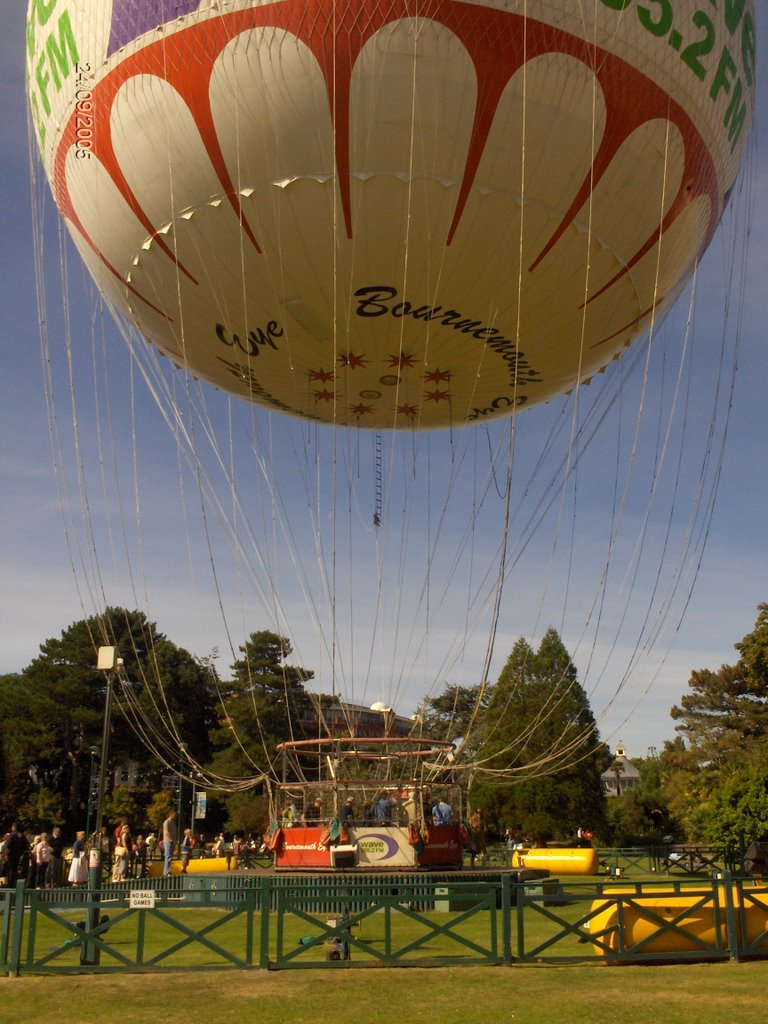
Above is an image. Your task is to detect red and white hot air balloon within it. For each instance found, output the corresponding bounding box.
[26,0,754,430]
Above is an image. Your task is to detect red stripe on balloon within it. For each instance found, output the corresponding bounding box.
[52,1,720,326]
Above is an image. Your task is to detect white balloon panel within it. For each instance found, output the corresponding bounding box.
[27,0,755,428]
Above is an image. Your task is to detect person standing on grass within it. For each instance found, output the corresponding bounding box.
[34,833,52,888]
[181,828,193,873]
[470,808,488,864]
[162,810,177,877]
[68,831,89,885]
[49,826,65,886]
[3,823,24,888]
[134,834,147,878]
[146,830,157,860]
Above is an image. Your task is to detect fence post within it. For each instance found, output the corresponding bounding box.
[501,874,512,963]
[0,890,11,970]
[721,871,741,962]
[8,881,26,977]
[258,875,271,969]
[515,876,528,962]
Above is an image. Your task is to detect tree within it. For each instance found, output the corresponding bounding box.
[418,684,487,743]
[0,672,46,819]
[473,628,609,842]
[609,758,625,797]
[700,763,768,849]
[146,791,175,833]
[104,786,140,828]
[605,748,678,845]
[223,791,271,837]
[0,628,105,822]
[0,608,217,833]
[670,664,759,771]
[736,604,768,695]
[207,631,314,823]
[671,604,768,770]
[18,785,66,831]
[667,604,768,841]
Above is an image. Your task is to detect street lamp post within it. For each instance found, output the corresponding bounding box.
[83,645,120,965]
[92,647,120,882]
[84,744,99,844]
[177,743,187,840]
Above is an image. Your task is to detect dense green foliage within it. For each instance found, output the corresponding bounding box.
[418,683,487,742]
[5,604,768,852]
[0,615,318,839]
[0,608,218,834]
[457,629,610,843]
[601,604,768,851]
[208,630,314,780]
[207,630,315,831]
[663,604,768,846]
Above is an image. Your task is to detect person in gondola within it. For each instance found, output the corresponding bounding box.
[281,802,296,827]
[340,797,355,826]
[432,796,453,826]
[374,791,394,825]
[304,797,323,824]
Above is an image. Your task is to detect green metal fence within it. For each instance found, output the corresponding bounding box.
[4,871,768,974]
[271,876,503,967]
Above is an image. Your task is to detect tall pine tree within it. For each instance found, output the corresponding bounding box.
[473,628,608,842]
[208,630,314,785]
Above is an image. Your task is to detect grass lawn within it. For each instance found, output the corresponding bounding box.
[2,960,768,1023]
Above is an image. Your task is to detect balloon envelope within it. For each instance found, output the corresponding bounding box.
[27,0,754,428]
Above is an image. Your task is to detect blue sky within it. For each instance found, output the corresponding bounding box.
[2,6,767,762]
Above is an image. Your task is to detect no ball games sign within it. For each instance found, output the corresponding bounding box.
[128,890,156,909]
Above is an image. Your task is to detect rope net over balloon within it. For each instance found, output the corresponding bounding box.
[26,0,755,800]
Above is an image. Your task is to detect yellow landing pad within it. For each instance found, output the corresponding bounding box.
[590,886,768,954]
[511,847,599,875]
[147,857,240,877]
